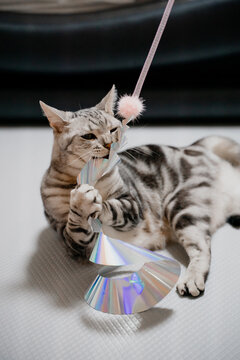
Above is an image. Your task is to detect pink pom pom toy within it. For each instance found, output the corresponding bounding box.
[117,95,144,121]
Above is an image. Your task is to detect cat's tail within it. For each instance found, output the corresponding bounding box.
[226,215,240,229]
[192,135,240,167]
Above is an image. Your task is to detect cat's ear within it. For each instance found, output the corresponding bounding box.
[95,85,117,116]
[39,101,68,133]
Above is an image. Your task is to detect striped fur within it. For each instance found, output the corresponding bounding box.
[40,87,240,297]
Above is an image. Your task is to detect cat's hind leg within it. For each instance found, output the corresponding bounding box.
[165,186,212,296]
[174,219,211,297]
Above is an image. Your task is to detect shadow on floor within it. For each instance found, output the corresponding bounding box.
[166,242,189,268]
[25,227,99,308]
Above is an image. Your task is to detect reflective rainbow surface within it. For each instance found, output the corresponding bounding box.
[85,234,181,314]
[90,232,171,266]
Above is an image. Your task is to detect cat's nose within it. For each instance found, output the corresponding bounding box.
[104,143,112,150]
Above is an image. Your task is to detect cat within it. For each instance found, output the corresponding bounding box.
[40,85,240,297]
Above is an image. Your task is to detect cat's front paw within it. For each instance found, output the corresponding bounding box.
[70,184,102,219]
[177,271,205,297]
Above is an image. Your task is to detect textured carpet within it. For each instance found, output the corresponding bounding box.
[0,126,240,360]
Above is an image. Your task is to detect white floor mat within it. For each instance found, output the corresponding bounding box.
[0,126,240,360]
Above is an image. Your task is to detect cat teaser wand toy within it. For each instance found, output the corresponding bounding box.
[79,0,181,315]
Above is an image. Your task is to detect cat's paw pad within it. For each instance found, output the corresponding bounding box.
[177,273,205,297]
[70,184,102,219]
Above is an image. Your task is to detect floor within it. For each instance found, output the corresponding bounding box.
[0,126,240,360]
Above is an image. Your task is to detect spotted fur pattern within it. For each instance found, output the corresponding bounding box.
[40,86,240,297]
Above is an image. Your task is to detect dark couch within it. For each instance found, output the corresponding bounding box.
[1,0,240,125]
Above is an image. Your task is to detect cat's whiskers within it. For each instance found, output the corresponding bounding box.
[124,150,138,161]
[62,149,93,169]
[128,148,148,156]
[130,147,159,158]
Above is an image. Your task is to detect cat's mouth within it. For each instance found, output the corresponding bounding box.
[93,154,109,160]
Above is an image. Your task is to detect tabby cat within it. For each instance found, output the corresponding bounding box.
[40,85,240,297]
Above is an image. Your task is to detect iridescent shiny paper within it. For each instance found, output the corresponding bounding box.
[85,233,180,314]
[90,232,170,266]
[77,125,128,232]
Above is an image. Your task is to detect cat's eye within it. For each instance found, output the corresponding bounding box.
[110,127,118,133]
[81,133,97,140]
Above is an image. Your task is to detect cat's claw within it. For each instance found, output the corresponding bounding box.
[177,272,205,297]
[70,184,102,219]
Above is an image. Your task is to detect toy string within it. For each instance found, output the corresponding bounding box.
[133,0,175,98]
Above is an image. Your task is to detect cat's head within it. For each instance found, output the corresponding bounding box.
[40,85,122,170]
